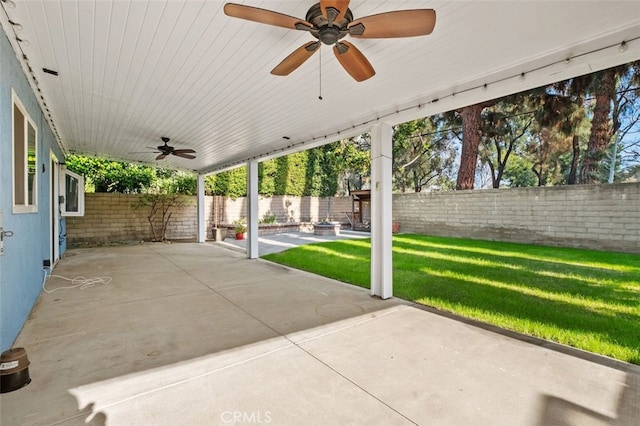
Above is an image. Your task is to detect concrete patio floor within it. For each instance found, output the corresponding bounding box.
[218,229,371,255]
[1,242,638,425]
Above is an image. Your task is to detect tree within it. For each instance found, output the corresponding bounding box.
[131,182,193,242]
[65,155,155,193]
[604,61,640,182]
[304,145,339,196]
[478,98,534,188]
[275,152,307,196]
[579,67,619,183]
[392,117,455,192]
[258,159,278,197]
[502,155,537,187]
[328,135,371,194]
[206,167,247,198]
[529,80,589,185]
[454,99,499,190]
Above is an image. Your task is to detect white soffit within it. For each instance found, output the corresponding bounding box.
[2,1,640,174]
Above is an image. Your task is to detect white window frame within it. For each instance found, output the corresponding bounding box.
[60,167,85,217]
[12,90,38,213]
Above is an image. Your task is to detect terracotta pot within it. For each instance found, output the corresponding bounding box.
[235,233,245,240]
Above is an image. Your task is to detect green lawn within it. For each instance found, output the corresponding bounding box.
[262,234,640,365]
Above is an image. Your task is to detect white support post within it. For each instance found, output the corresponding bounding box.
[247,161,259,259]
[370,123,393,299]
[197,174,206,243]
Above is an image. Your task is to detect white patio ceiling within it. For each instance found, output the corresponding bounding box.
[2,1,640,174]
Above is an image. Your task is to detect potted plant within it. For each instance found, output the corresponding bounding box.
[234,218,247,240]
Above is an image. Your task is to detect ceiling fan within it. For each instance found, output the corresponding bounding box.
[223,1,436,82]
[147,137,196,161]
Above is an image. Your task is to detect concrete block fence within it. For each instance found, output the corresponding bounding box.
[66,183,640,253]
[66,194,352,245]
[393,182,639,253]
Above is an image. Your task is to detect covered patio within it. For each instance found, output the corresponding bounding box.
[2,243,637,425]
[2,1,640,424]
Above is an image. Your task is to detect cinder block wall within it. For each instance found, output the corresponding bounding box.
[222,195,352,224]
[66,193,215,244]
[393,182,640,253]
[67,184,639,253]
[66,194,352,245]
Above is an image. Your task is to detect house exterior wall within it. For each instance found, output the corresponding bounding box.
[1,29,66,351]
[393,182,640,253]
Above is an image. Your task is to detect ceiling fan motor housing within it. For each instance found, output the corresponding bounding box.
[306,3,353,45]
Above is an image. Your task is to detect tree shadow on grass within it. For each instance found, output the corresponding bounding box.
[392,238,640,309]
[265,237,640,363]
[392,264,640,363]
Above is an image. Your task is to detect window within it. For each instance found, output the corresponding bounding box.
[12,91,38,213]
[60,168,84,217]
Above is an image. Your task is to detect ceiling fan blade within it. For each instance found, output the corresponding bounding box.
[349,9,436,38]
[224,3,312,30]
[156,153,167,160]
[271,41,320,76]
[173,152,196,159]
[173,149,196,154]
[333,41,375,82]
[320,0,350,22]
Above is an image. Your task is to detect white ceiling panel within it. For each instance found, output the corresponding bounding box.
[2,1,640,173]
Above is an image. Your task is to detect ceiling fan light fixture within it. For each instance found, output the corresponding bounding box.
[319,26,342,45]
[224,1,435,82]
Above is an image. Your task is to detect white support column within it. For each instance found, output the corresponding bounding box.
[197,174,206,243]
[246,161,259,259]
[370,123,393,299]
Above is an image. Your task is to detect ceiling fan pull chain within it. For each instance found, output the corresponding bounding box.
[318,46,323,100]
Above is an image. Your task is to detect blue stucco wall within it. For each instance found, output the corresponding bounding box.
[1,27,65,351]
